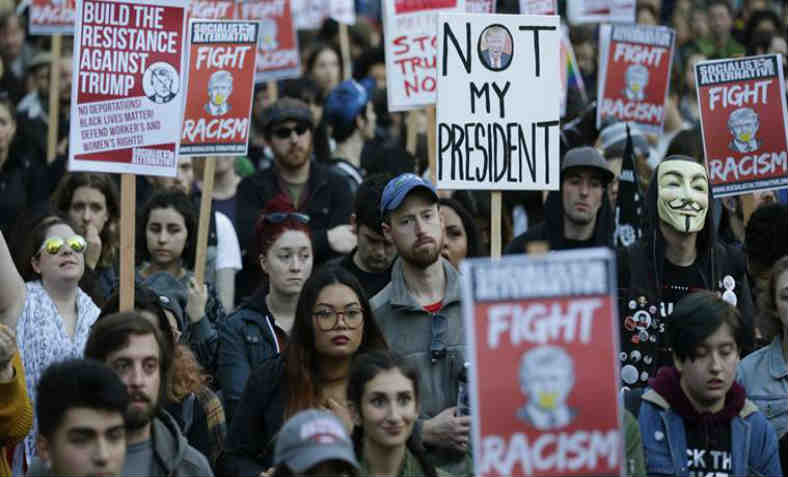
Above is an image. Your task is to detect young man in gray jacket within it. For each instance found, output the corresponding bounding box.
[371,173,471,474]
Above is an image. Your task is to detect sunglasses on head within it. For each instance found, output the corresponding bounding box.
[264,212,310,224]
[38,235,87,255]
[272,124,310,139]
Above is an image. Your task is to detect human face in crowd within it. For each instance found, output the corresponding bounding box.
[562,169,604,227]
[356,369,418,450]
[369,63,387,90]
[106,333,161,430]
[383,192,443,270]
[0,15,24,61]
[311,48,340,94]
[573,41,596,76]
[269,120,312,171]
[214,157,235,176]
[146,207,188,267]
[605,158,623,208]
[32,223,85,283]
[312,284,364,359]
[260,230,313,297]
[355,224,395,274]
[708,4,733,39]
[657,160,709,234]
[0,103,16,154]
[69,186,109,236]
[691,9,710,39]
[37,407,126,477]
[440,206,468,270]
[776,270,788,329]
[675,323,739,413]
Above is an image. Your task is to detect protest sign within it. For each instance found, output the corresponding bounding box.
[467,0,494,13]
[30,0,75,34]
[187,0,236,20]
[180,20,259,156]
[383,0,465,111]
[520,0,556,15]
[597,23,674,135]
[436,13,561,191]
[560,26,587,117]
[238,0,300,82]
[695,54,788,197]
[567,0,634,25]
[69,0,188,177]
[461,248,621,476]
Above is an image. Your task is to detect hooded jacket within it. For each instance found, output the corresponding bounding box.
[504,182,615,254]
[617,159,755,384]
[639,367,781,476]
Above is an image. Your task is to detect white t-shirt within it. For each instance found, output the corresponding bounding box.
[215,211,242,271]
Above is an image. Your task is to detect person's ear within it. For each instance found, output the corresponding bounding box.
[37,435,50,465]
[31,255,41,275]
[259,253,269,275]
[381,222,392,242]
[348,401,362,427]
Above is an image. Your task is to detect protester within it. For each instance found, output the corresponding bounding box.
[737,256,787,440]
[328,173,396,299]
[504,147,615,254]
[598,122,651,208]
[219,203,314,422]
[27,359,128,477]
[51,173,120,304]
[84,311,213,476]
[0,324,32,477]
[271,409,360,477]
[347,351,446,476]
[694,0,747,59]
[371,173,471,473]
[0,215,100,464]
[0,9,37,103]
[136,190,225,375]
[639,291,782,476]
[207,157,242,230]
[305,44,342,99]
[438,198,480,271]
[743,203,788,296]
[221,266,387,475]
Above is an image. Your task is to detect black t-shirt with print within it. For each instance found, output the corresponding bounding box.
[685,419,733,476]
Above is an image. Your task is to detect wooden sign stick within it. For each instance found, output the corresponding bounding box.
[490,191,502,259]
[46,35,62,164]
[338,22,352,81]
[427,105,437,184]
[194,156,217,288]
[119,174,136,311]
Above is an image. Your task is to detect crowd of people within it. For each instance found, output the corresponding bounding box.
[0,0,787,475]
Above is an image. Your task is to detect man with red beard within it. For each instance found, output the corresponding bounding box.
[84,312,213,476]
[371,173,471,475]
[235,97,355,301]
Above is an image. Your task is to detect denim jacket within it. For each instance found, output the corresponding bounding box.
[737,336,788,440]
[639,388,783,476]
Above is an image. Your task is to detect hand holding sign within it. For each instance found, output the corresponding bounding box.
[423,407,472,451]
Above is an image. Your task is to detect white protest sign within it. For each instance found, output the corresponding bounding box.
[383,0,466,112]
[519,0,556,15]
[436,13,561,190]
[567,0,634,24]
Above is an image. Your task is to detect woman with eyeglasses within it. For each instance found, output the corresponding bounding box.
[218,203,314,422]
[220,266,388,476]
[0,214,101,463]
[137,190,225,378]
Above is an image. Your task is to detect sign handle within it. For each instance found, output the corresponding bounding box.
[194,156,217,288]
[268,80,279,102]
[490,191,502,259]
[338,22,352,81]
[46,34,62,164]
[427,105,436,184]
[119,174,136,312]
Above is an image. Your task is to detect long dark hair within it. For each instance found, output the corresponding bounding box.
[347,351,438,477]
[439,198,481,260]
[137,190,198,269]
[283,266,387,418]
[14,213,78,282]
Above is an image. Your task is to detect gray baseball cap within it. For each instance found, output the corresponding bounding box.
[561,147,615,185]
[274,409,359,473]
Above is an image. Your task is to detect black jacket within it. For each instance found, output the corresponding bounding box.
[504,186,615,254]
[217,289,283,423]
[219,357,286,477]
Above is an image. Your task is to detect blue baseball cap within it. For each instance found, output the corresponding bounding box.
[323,78,374,129]
[380,173,438,215]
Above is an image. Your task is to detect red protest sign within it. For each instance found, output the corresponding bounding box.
[597,24,674,135]
[181,20,259,156]
[696,54,788,197]
[461,249,621,477]
[237,0,300,82]
[69,0,188,177]
[30,0,75,35]
[187,0,236,20]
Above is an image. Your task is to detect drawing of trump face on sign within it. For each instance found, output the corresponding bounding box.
[517,345,577,430]
[623,64,649,101]
[727,107,760,153]
[259,18,278,51]
[144,62,180,104]
[478,25,513,71]
[205,70,233,116]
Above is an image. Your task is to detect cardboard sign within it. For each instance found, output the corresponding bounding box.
[520,0,556,15]
[567,0,634,24]
[461,248,621,477]
[30,0,75,35]
[436,13,560,191]
[696,54,788,197]
[69,0,188,177]
[383,0,465,112]
[187,0,236,20]
[180,20,259,156]
[597,24,674,135]
[467,0,494,13]
[238,0,300,82]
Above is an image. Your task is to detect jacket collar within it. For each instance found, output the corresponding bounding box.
[768,335,788,380]
[151,410,186,475]
[387,257,461,310]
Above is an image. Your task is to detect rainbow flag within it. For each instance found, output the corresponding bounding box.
[560,27,589,116]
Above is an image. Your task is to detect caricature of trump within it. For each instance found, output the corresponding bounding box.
[727,107,760,153]
[517,345,577,430]
[205,70,233,116]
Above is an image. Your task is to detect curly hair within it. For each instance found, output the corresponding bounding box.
[169,344,210,402]
[756,256,788,342]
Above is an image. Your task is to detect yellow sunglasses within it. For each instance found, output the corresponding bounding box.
[38,235,88,255]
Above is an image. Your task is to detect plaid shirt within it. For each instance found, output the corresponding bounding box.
[195,385,227,467]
